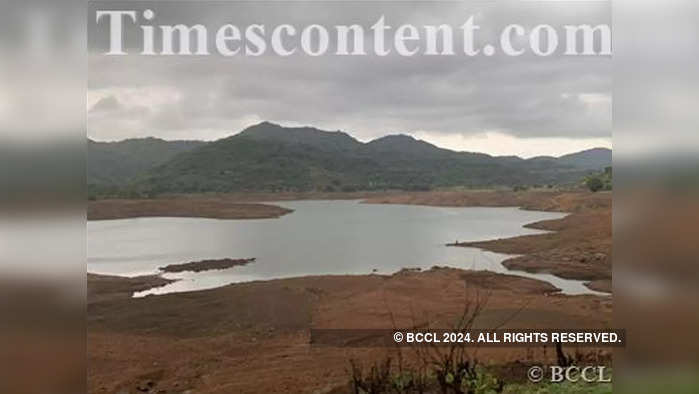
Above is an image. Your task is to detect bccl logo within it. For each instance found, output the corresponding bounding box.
[527,366,611,383]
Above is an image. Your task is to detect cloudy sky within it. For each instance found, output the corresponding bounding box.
[88,1,611,158]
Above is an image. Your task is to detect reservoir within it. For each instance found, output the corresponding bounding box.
[87,200,594,296]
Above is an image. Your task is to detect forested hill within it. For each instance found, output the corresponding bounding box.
[88,137,205,187]
[88,122,611,196]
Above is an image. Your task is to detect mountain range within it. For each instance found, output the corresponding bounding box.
[88,122,611,196]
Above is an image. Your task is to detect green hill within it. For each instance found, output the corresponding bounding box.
[88,122,612,196]
[556,148,613,170]
[88,137,205,186]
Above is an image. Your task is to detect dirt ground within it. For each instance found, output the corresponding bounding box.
[87,190,613,393]
[88,269,611,394]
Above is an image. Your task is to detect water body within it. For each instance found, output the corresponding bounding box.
[87,200,595,296]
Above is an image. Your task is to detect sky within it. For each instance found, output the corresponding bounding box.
[87,1,611,158]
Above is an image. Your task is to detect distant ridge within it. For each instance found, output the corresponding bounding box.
[88,137,206,188]
[88,122,611,196]
[556,148,612,170]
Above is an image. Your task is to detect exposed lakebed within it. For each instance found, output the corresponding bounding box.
[87,200,595,296]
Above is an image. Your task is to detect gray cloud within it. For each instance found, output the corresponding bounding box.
[89,95,121,113]
[88,1,610,153]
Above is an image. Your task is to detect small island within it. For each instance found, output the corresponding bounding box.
[159,258,256,273]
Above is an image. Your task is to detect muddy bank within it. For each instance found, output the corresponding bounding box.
[457,199,611,292]
[160,258,256,273]
[368,191,612,293]
[363,189,610,213]
[178,190,395,202]
[87,273,177,303]
[585,279,612,293]
[88,198,292,221]
[88,268,611,393]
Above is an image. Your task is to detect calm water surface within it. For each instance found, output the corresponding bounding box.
[87,200,596,296]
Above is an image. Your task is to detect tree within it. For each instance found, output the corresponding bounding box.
[586,176,604,192]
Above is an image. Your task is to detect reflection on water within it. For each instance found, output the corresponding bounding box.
[87,200,596,296]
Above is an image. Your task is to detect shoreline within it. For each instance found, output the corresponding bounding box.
[88,190,611,294]
[364,191,612,294]
[87,273,177,303]
[88,198,293,221]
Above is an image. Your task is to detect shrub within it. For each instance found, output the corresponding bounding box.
[585,177,604,192]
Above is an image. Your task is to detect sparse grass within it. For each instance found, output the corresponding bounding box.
[347,282,612,394]
[613,372,699,394]
[348,363,613,394]
[502,380,612,394]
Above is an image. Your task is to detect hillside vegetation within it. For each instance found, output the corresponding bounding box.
[88,137,205,195]
[88,122,611,197]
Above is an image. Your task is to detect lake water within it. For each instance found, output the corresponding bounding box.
[87,200,596,296]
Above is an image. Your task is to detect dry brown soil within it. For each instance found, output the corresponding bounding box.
[88,269,611,394]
